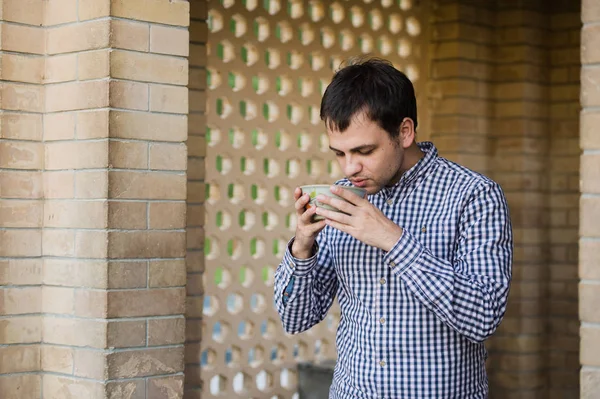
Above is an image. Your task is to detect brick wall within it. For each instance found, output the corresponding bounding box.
[429,1,493,174]
[185,1,208,397]
[548,2,581,397]
[491,4,550,397]
[430,1,583,398]
[580,0,600,397]
[0,1,191,397]
[0,3,45,396]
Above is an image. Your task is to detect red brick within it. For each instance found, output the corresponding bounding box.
[78,50,110,80]
[46,20,110,55]
[0,345,40,374]
[43,259,108,288]
[43,375,105,399]
[107,288,185,317]
[111,51,188,85]
[150,25,189,56]
[109,81,149,111]
[108,201,147,229]
[107,347,184,378]
[1,53,44,84]
[2,0,44,25]
[147,317,185,345]
[147,375,184,399]
[1,24,45,54]
[45,81,109,112]
[107,320,147,348]
[109,140,148,169]
[0,374,42,399]
[149,143,187,171]
[43,317,107,348]
[110,19,150,52]
[108,171,187,200]
[111,0,190,27]
[148,259,186,287]
[109,111,187,142]
[0,200,43,228]
[1,113,43,141]
[0,316,41,344]
[0,259,42,286]
[79,0,110,21]
[0,230,42,257]
[107,261,148,289]
[1,83,44,112]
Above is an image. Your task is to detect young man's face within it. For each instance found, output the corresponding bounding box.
[327,112,413,195]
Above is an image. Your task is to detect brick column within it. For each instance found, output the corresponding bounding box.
[184,1,208,398]
[429,1,494,174]
[489,4,550,397]
[0,3,45,396]
[1,1,191,398]
[548,2,581,396]
[580,0,600,396]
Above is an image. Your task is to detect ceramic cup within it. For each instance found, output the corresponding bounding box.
[300,184,367,221]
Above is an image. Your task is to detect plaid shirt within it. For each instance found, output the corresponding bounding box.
[274,142,513,399]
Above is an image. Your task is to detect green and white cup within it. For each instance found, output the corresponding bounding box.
[300,184,367,221]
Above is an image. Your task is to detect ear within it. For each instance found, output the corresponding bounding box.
[399,117,416,149]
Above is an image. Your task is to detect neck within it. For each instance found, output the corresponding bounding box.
[388,142,424,186]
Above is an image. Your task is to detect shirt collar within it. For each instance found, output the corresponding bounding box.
[378,141,438,198]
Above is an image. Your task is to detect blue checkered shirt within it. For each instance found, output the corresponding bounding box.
[274,142,513,399]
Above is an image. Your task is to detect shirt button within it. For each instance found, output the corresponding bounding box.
[380,278,386,285]
[289,262,294,268]
[386,199,393,205]
[421,226,427,233]
[389,261,396,268]
[379,317,385,324]
[379,360,386,367]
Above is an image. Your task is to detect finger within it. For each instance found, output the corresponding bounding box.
[316,194,354,215]
[306,219,326,233]
[315,207,352,225]
[329,185,364,205]
[294,193,310,213]
[294,187,303,201]
[300,204,318,224]
[324,218,348,234]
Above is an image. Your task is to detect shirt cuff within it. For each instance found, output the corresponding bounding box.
[283,237,319,277]
[382,228,423,275]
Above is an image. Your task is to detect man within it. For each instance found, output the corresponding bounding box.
[273,58,512,399]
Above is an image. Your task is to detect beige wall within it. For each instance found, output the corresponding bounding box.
[430,1,582,397]
[1,0,599,398]
[580,0,600,397]
[1,0,192,397]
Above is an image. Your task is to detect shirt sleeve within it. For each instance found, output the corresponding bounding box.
[273,231,338,334]
[383,181,513,343]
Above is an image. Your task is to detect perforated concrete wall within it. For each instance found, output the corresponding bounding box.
[201,0,428,397]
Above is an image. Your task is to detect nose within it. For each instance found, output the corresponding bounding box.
[343,155,362,177]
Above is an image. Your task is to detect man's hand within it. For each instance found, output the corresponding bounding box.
[291,187,327,259]
[315,185,403,252]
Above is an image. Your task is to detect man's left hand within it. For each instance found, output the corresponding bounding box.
[315,185,403,252]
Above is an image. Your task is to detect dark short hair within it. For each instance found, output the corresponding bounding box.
[320,57,418,138]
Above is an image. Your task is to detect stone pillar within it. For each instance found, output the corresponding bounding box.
[184,1,208,398]
[489,4,550,397]
[580,0,600,397]
[0,2,46,396]
[547,2,581,396]
[1,1,191,398]
[429,1,494,174]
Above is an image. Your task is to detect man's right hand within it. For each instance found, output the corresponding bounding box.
[291,187,327,259]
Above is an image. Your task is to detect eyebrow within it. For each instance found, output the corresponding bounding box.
[329,144,376,153]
